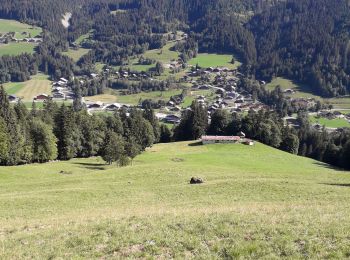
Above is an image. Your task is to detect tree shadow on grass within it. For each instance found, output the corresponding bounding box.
[188,141,203,147]
[312,161,347,172]
[73,162,106,171]
[321,183,350,188]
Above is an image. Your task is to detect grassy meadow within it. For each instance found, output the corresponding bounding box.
[63,48,90,62]
[4,73,52,101]
[310,116,350,128]
[188,53,241,69]
[0,19,41,39]
[266,77,350,110]
[1,141,350,258]
[0,19,42,56]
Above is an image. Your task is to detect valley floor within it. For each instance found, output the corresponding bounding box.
[1,142,350,258]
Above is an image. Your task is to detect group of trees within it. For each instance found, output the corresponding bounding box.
[0,87,160,166]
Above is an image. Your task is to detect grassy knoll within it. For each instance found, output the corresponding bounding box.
[188,53,241,69]
[0,19,41,39]
[63,48,90,62]
[310,116,350,128]
[0,42,37,56]
[4,73,52,101]
[0,141,350,258]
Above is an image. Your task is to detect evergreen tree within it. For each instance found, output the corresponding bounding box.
[102,131,125,165]
[208,109,231,135]
[30,119,57,162]
[159,124,172,143]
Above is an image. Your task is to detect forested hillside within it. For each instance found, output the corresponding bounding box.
[248,0,350,97]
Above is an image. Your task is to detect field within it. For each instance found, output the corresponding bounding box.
[0,42,37,56]
[310,116,350,128]
[143,42,180,64]
[1,141,350,258]
[63,48,90,62]
[266,77,350,109]
[0,19,41,39]
[4,73,52,101]
[0,19,42,56]
[188,53,241,69]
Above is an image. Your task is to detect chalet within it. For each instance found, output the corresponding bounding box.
[163,114,181,124]
[201,135,241,145]
[105,103,122,111]
[90,73,98,79]
[34,94,50,101]
[53,92,65,99]
[8,95,17,102]
[87,102,103,109]
[60,77,68,83]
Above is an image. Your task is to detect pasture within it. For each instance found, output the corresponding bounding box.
[310,116,350,128]
[0,42,37,56]
[266,77,350,109]
[63,48,90,62]
[188,53,241,69]
[0,19,41,39]
[0,141,350,258]
[4,73,52,101]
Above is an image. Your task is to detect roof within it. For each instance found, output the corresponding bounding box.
[201,136,241,141]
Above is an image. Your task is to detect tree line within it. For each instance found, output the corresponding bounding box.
[0,86,161,166]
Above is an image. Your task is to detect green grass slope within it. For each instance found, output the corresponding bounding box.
[1,142,350,258]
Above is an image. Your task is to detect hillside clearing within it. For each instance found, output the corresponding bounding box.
[310,116,350,128]
[4,73,52,101]
[266,77,350,109]
[63,48,90,62]
[0,141,350,258]
[188,53,241,69]
[0,42,37,56]
[0,19,42,39]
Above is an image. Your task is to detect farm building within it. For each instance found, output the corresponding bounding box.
[34,94,50,101]
[201,136,241,144]
[8,95,17,102]
[105,103,122,111]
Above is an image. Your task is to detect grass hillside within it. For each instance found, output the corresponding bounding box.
[4,73,51,101]
[1,142,350,258]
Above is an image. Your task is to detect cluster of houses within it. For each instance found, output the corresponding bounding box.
[317,110,350,121]
[51,78,74,100]
[0,31,43,44]
[32,77,74,102]
[201,132,254,146]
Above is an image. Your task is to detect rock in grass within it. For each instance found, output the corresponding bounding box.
[190,177,204,184]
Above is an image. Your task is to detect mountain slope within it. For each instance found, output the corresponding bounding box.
[1,141,350,258]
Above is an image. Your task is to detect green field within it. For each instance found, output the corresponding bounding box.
[143,42,180,64]
[310,116,350,128]
[0,19,42,39]
[63,48,90,62]
[114,89,183,105]
[0,42,37,56]
[4,73,52,101]
[1,141,350,258]
[266,77,350,109]
[188,53,241,69]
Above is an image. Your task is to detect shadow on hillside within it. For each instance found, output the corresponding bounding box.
[321,183,350,188]
[188,141,203,147]
[73,162,106,171]
[312,162,346,172]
